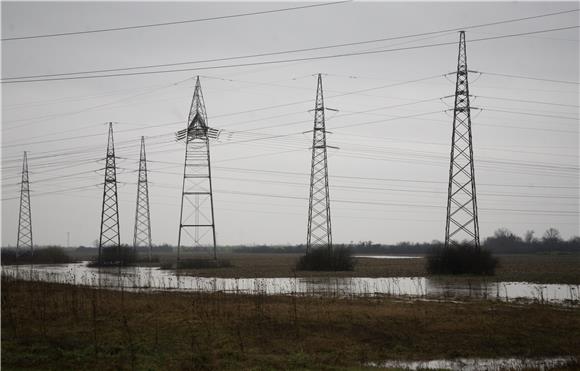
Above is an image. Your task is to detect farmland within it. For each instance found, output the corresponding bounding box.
[2,277,579,370]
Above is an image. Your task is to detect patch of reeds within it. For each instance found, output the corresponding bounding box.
[426,244,498,275]
[296,247,356,271]
[87,246,137,267]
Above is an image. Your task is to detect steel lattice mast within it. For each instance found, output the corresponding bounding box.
[306,73,333,252]
[133,136,152,260]
[445,31,480,248]
[98,122,121,264]
[17,151,33,255]
[177,76,218,261]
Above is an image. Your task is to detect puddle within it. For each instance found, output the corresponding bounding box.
[367,356,576,370]
[353,255,423,259]
[1,262,578,305]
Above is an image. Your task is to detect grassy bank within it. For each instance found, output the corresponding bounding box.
[1,278,579,370]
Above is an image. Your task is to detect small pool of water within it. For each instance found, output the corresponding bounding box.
[367,356,576,370]
[2,262,578,305]
[353,255,423,259]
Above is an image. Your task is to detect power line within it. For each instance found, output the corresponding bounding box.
[2,25,578,84]
[2,9,577,82]
[144,169,579,200]
[1,1,350,41]
[475,95,579,108]
[3,8,579,79]
[479,71,580,85]
[482,107,579,121]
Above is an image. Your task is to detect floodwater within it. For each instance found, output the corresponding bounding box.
[353,255,423,259]
[367,357,576,370]
[2,262,578,305]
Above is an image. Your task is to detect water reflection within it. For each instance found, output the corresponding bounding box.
[1,262,578,305]
[368,357,576,370]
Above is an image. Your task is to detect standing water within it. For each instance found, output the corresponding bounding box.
[1,262,578,305]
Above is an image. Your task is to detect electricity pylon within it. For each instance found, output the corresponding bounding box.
[98,123,121,264]
[133,136,152,260]
[306,73,333,252]
[177,76,219,261]
[17,151,33,255]
[445,31,480,248]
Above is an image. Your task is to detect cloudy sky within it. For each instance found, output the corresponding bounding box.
[1,1,578,247]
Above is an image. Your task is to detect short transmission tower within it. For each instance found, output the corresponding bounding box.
[445,31,480,248]
[98,123,121,264]
[177,76,219,261]
[133,136,152,260]
[17,151,33,255]
[306,74,333,252]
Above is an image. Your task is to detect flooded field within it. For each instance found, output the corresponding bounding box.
[2,262,578,304]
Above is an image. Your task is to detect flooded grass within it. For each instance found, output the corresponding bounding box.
[63,251,580,284]
[154,252,580,285]
[2,278,579,370]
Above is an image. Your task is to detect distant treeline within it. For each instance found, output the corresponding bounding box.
[2,228,578,256]
[232,228,579,254]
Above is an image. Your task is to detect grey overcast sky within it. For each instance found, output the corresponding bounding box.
[1,1,578,247]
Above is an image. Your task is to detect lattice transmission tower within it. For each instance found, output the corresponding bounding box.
[98,122,121,264]
[176,76,219,261]
[445,31,480,248]
[133,136,152,260]
[306,73,333,252]
[17,151,33,255]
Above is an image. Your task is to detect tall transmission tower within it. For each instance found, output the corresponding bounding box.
[17,151,33,255]
[98,122,121,264]
[306,73,333,252]
[176,76,219,261]
[133,136,152,260]
[445,31,480,248]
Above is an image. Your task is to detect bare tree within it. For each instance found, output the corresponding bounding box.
[524,230,536,244]
[542,228,561,242]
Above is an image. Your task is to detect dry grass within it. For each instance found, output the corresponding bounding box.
[2,278,579,370]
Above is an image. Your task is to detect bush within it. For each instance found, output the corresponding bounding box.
[1,247,72,265]
[426,244,498,275]
[296,247,356,271]
[176,258,232,269]
[87,246,136,267]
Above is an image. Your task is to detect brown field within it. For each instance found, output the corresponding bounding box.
[1,278,579,370]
